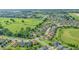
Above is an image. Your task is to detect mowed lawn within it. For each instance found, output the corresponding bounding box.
[0,18,43,34]
[57,28,79,48]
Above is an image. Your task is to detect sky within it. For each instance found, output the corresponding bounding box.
[0,0,78,9]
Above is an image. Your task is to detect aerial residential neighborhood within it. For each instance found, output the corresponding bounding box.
[0,9,79,50]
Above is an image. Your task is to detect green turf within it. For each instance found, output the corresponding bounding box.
[0,18,43,34]
[53,28,79,49]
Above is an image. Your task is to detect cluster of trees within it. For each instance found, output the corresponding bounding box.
[0,23,33,38]
[0,26,12,36]
[16,27,32,38]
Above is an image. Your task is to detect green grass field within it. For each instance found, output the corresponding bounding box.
[53,28,79,49]
[69,13,79,20]
[0,18,43,34]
